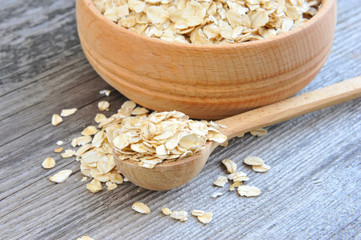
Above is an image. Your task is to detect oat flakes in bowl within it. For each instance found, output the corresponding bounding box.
[92,0,321,44]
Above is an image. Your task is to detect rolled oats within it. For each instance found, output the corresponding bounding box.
[229,181,242,191]
[213,176,228,187]
[81,126,98,136]
[197,212,213,224]
[170,210,188,221]
[162,207,173,215]
[98,101,110,111]
[92,0,320,44]
[94,113,107,123]
[51,114,63,126]
[227,171,247,180]
[86,179,103,193]
[49,169,72,183]
[244,156,264,166]
[222,159,237,173]
[191,209,205,216]
[61,149,75,158]
[99,89,111,96]
[54,147,64,153]
[72,136,92,147]
[132,202,151,214]
[42,157,56,169]
[108,104,226,168]
[106,181,118,190]
[237,185,261,197]
[252,163,271,172]
[60,108,77,117]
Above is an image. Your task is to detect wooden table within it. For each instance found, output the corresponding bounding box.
[1,0,360,239]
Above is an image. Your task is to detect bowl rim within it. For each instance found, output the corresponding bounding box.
[80,0,334,50]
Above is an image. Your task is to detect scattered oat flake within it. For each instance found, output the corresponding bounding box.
[106,181,118,190]
[99,89,111,96]
[110,172,124,184]
[60,108,77,117]
[76,144,92,159]
[211,192,223,198]
[94,113,107,123]
[132,107,149,115]
[213,176,228,187]
[132,202,151,214]
[98,101,110,111]
[42,157,56,169]
[51,114,63,126]
[73,136,93,147]
[81,176,88,182]
[192,210,205,216]
[170,210,188,222]
[54,147,63,153]
[56,140,64,145]
[198,212,213,224]
[81,126,98,136]
[228,171,247,181]
[229,182,242,191]
[252,163,271,173]
[233,175,250,182]
[244,156,264,166]
[61,149,75,158]
[49,169,72,183]
[238,185,261,197]
[250,128,268,137]
[86,179,102,193]
[162,207,172,216]
[76,236,94,240]
[222,159,237,173]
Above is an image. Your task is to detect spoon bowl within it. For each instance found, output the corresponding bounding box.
[114,77,361,190]
[114,142,217,191]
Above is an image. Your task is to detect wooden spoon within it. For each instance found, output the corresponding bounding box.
[114,76,361,191]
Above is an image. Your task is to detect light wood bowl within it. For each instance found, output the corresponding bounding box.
[76,0,336,119]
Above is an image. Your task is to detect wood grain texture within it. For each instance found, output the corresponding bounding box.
[0,0,360,239]
[76,0,337,119]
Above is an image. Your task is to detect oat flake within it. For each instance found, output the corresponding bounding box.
[98,101,110,111]
[244,156,264,166]
[198,212,213,224]
[162,207,172,216]
[213,176,228,187]
[60,108,77,117]
[51,114,63,126]
[42,157,56,169]
[238,185,261,197]
[49,169,72,183]
[132,202,151,214]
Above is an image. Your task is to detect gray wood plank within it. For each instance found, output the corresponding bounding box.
[0,0,360,239]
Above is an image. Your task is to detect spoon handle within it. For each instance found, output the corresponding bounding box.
[217,76,361,139]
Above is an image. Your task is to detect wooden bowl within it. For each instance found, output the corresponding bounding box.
[76,0,336,119]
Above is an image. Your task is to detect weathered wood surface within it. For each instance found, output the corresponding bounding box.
[0,0,360,239]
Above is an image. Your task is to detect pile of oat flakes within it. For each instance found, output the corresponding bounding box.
[48,92,227,192]
[92,0,320,44]
[46,90,271,235]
